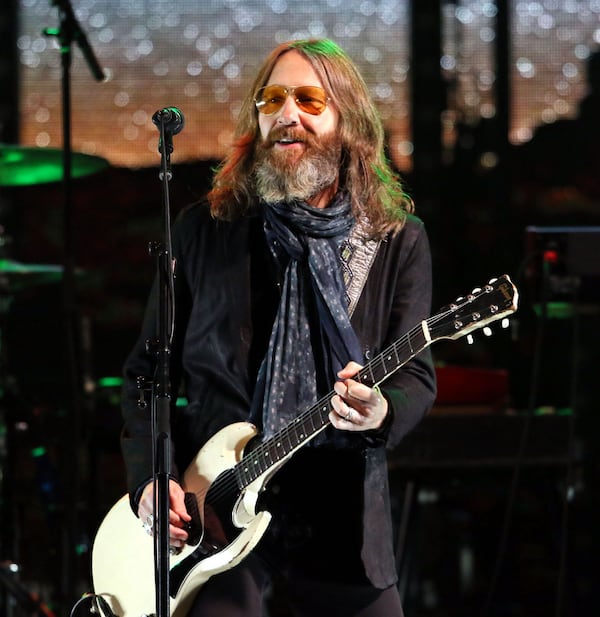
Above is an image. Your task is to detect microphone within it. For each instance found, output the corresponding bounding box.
[152,107,185,135]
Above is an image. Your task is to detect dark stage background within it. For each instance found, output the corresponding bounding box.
[2,1,600,616]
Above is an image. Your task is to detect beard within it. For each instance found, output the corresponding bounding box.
[253,127,343,204]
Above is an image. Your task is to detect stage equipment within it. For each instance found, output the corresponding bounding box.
[0,145,108,187]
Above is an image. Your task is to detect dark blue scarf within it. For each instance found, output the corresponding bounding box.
[250,193,364,437]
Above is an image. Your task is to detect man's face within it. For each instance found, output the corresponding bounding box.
[257,50,339,148]
[254,51,342,205]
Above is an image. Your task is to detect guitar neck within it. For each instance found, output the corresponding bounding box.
[354,321,431,387]
[232,274,518,491]
[235,320,432,488]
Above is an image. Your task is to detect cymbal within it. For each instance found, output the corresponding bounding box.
[0,145,109,186]
[0,258,63,291]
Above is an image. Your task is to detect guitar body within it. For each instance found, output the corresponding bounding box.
[92,422,273,617]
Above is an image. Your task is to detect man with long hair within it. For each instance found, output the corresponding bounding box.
[122,38,436,616]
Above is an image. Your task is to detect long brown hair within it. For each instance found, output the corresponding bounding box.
[208,39,413,238]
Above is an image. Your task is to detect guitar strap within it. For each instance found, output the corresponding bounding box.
[340,222,382,318]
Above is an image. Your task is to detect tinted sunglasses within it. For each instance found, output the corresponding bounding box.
[254,85,330,116]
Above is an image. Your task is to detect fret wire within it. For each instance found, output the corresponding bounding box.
[377,355,387,377]
[286,421,296,451]
[250,450,260,478]
[244,452,256,482]
[259,446,270,473]
[369,357,381,382]
[237,400,325,488]
[412,328,425,353]
[406,330,414,355]
[236,309,484,491]
[380,353,388,376]
[252,450,261,480]
[392,338,401,365]
[294,417,304,444]
[247,456,255,482]
[251,452,260,478]
[307,410,318,433]
[284,424,294,452]
[235,321,436,490]
[372,333,421,384]
[235,464,245,488]
[265,442,275,467]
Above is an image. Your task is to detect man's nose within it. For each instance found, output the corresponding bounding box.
[276,95,300,125]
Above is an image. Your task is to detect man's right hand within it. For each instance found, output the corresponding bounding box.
[137,479,192,548]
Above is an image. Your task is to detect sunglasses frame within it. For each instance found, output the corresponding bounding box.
[254,84,330,116]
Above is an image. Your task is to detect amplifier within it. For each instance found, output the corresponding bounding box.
[525,225,600,303]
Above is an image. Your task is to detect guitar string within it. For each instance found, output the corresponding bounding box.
[184,295,501,511]
[184,305,456,510]
[184,285,509,519]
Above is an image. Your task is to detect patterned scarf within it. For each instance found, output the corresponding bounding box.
[250,193,364,438]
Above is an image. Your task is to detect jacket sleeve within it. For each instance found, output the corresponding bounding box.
[119,213,193,510]
[353,216,437,451]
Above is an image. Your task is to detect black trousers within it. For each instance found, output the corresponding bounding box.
[187,554,404,617]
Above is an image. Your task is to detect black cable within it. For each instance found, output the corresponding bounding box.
[554,287,580,617]
[480,254,549,617]
[69,593,118,617]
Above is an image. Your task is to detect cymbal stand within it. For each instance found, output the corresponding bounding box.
[0,212,21,615]
[42,1,105,611]
[0,281,15,617]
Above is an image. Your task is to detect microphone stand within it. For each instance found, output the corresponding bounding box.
[149,111,183,617]
[42,1,104,612]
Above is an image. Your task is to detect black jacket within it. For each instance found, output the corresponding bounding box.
[121,202,436,588]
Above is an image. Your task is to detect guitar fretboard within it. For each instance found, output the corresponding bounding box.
[232,275,518,489]
[234,320,431,488]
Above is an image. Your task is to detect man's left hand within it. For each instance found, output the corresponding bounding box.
[330,361,388,431]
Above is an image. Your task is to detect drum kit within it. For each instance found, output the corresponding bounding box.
[0,143,108,292]
[1,3,112,614]
[0,143,108,617]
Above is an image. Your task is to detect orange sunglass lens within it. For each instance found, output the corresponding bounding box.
[294,87,328,114]
[255,86,328,115]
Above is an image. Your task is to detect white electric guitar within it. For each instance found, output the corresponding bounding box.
[92,275,518,617]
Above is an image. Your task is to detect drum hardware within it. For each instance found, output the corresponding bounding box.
[0,145,108,187]
[0,561,56,617]
[2,1,107,613]
[0,259,64,293]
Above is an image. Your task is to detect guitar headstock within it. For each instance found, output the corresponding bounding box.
[429,274,519,341]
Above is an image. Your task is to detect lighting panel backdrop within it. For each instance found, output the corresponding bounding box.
[8,3,600,608]
[17,0,600,173]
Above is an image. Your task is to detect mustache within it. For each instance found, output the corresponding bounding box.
[261,126,314,148]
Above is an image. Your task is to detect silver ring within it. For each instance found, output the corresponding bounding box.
[345,409,353,422]
[142,513,154,535]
